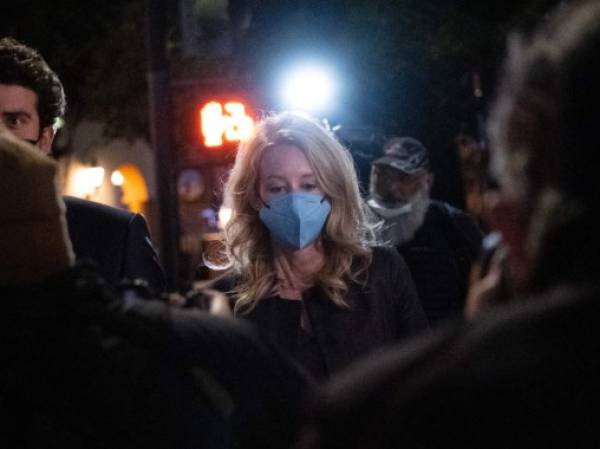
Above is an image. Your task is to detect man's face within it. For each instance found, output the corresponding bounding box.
[0,83,54,154]
[372,164,433,204]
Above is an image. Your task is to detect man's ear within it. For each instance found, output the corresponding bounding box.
[37,126,55,154]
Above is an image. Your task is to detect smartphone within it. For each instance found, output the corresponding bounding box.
[478,231,503,278]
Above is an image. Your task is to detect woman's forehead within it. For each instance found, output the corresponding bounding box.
[259,143,314,177]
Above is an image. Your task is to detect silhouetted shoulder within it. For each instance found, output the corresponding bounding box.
[369,244,411,276]
[63,196,165,291]
[63,196,136,226]
[305,284,600,449]
[432,200,483,251]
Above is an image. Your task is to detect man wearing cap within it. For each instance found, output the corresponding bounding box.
[0,37,166,292]
[367,136,482,325]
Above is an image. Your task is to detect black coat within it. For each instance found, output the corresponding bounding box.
[213,246,429,379]
[64,196,165,292]
[398,200,483,325]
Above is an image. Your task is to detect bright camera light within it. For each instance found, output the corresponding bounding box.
[280,65,335,113]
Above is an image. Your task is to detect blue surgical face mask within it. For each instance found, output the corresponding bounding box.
[259,192,332,249]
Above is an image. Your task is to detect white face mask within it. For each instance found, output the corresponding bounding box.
[369,188,431,246]
[367,197,413,218]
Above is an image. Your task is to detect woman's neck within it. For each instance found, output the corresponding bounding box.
[273,239,325,296]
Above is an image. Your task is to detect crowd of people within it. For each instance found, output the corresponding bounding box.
[2,0,600,447]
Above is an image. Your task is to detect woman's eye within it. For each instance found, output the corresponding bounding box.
[268,186,284,194]
[302,184,318,191]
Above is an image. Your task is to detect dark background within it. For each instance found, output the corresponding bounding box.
[1,0,564,207]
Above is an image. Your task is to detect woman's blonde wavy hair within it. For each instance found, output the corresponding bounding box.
[222,111,379,315]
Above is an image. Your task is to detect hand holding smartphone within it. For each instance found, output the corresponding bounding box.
[465,231,513,318]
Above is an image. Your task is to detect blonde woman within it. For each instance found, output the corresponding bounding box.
[214,111,428,379]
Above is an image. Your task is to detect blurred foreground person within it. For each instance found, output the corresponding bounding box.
[213,111,428,380]
[301,2,600,447]
[368,137,482,325]
[0,126,309,449]
[0,37,165,292]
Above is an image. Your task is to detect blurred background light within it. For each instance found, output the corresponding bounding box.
[110,170,124,186]
[73,165,105,199]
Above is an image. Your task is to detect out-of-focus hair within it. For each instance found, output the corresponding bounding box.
[223,111,379,315]
[487,0,600,289]
[0,37,66,130]
[488,0,600,204]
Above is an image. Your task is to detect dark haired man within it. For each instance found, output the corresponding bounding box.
[367,136,483,325]
[0,37,165,292]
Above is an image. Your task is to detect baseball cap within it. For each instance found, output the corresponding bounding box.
[373,137,430,174]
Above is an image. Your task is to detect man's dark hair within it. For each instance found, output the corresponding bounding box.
[0,37,66,130]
